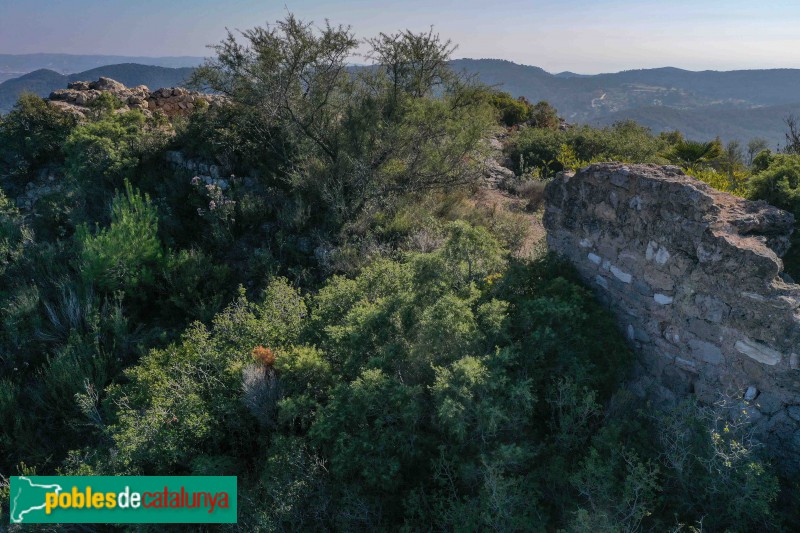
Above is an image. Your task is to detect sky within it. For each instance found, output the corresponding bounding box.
[2,0,800,73]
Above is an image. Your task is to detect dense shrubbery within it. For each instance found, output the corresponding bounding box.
[746,152,800,278]
[506,120,672,177]
[485,91,535,126]
[0,14,797,531]
[76,181,165,297]
[0,94,77,186]
[46,235,774,531]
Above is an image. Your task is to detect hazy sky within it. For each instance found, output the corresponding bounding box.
[2,0,800,73]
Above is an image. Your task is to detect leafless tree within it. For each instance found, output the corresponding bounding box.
[783,114,800,154]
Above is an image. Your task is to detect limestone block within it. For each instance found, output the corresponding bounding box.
[735,339,782,366]
[654,293,673,305]
[610,265,632,283]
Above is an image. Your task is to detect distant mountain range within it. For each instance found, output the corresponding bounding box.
[451,59,800,146]
[1,54,799,146]
[0,53,203,76]
[0,64,195,113]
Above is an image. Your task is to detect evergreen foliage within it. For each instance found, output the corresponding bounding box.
[0,14,795,531]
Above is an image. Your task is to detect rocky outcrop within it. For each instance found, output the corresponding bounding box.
[48,77,225,117]
[482,136,515,189]
[543,163,800,470]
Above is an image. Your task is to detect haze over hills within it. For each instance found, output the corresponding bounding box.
[451,59,800,146]
[590,104,800,151]
[0,64,195,113]
[0,53,204,77]
[1,54,798,146]
[452,59,800,111]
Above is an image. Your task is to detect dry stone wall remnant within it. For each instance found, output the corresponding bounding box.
[543,163,800,470]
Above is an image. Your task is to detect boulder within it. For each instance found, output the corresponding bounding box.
[89,77,127,92]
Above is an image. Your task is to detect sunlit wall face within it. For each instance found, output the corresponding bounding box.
[2,0,800,73]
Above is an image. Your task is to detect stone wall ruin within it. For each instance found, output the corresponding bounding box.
[543,163,800,470]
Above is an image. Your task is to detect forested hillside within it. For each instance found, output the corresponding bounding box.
[2,16,800,531]
[453,59,800,145]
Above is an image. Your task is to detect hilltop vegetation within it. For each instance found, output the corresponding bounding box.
[1,15,800,532]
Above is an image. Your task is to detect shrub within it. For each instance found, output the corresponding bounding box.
[0,94,77,181]
[193,17,495,227]
[752,149,774,172]
[77,181,164,296]
[485,91,532,126]
[665,138,723,170]
[87,91,126,116]
[506,126,566,176]
[252,345,276,366]
[529,100,560,129]
[686,167,748,197]
[160,248,232,324]
[174,104,293,178]
[747,154,800,278]
[747,154,800,213]
[653,399,779,531]
[0,188,29,278]
[514,179,547,211]
[63,110,169,204]
[507,121,668,177]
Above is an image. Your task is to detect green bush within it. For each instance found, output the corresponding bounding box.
[77,181,164,296]
[747,154,800,213]
[0,188,28,279]
[80,217,644,528]
[507,126,567,176]
[507,120,669,177]
[193,18,495,228]
[174,104,294,179]
[0,94,77,182]
[160,248,232,324]
[665,138,724,169]
[63,110,169,207]
[747,154,800,278]
[529,100,560,129]
[485,91,533,126]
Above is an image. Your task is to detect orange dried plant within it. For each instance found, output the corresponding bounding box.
[252,345,276,367]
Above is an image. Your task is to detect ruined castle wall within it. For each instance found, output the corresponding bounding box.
[543,163,800,468]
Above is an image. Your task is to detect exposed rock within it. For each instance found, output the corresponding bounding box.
[15,167,64,210]
[481,136,515,189]
[67,80,90,91]
[47,77,225,118]
[90,76,127,92]
[543,162,800,471]
[735,339,782,365]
